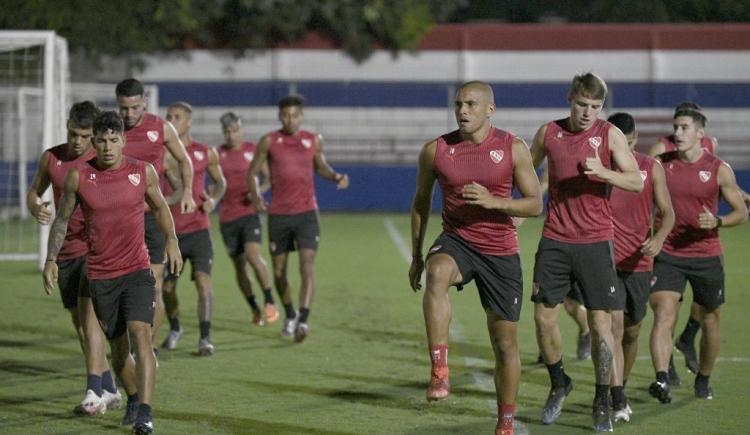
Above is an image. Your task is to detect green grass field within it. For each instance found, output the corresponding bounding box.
[1,213,749,434]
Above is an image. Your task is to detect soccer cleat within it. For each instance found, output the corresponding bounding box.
[198,338,215,356]
[161,327,183,350]
[694,380,714,400]
[540,375,572,425]
[252,309,265,326]
[294,322,310,343]
[667,356,681,386]
[132,417,154,434]
[496,413,514,435]
[593,398,614,432]
[649,381,672,404]
[121,400,139,426]
[73,389,106,416]
[613,403,632,423]
[577,332,592,360]
[426,367,450,401]
[264,303,280,323]
[102,389,122,410]
[675,336,700,374]
[281,312,298,337]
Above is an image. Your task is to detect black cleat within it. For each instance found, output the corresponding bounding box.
[676,336,699,374]
[694,379,714,400]
[667,355,681,386]
[593,398,613,432]
[132,418,153,434]
[541,375,573,425]
[121,400,139,426]
[649,381,672,404]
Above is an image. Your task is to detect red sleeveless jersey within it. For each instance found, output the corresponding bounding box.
[168,141,210,234]
[660,151,723,257]
[434,127,518,256]
[542,118,614,243]
[124,113,166,175]
[218,141,258,223]
[77,157,150,279]
[47,144,96,260]
[266,130,318,215]
[611,152,656,272]
[660,135,715,154]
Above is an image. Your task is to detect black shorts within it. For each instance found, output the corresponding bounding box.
[426,232,523,322]
[89,269,156,340]
[268,210,320,256]
[144,212,166,265]
[220,214,262,258]
[56,255,90,309]
[652,252,725,311]
[165,229,213,280]
[532,237,619,310]
[567,281,584,304]
[615,270,651,324]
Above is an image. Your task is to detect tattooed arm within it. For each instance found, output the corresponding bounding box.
[43,167,80,295]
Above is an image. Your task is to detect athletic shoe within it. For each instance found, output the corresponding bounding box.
[577,332,592,360]
[264,303,280,323]
[496,413,514,435]
[593,398,613,432]
[121,400,139,426]
[132,417,154,434]
[540,375,572,425]
[252,309,265,326]
[667,355,681,386]
[73,389,106,416]
[102,389,122,409]
[294,322,310,343]
[648,381,672,404]
[281,312,298,337]
[426,367,450,401]
[613,403,632,423]
[161,327,183,350]
[694,380,714,400]
[198,338,215,356]
[675,335,699,374]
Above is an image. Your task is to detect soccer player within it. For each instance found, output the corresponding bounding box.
[116,78,195,351]
[606,112,675,422]
[247,95,349,342]
[530,73,643,432]
[216,112,279,327]
[43,111,181,434]
[160,102,226,356]
[648,106,747,404]
[409,81,541,435]
[27,101,122,414]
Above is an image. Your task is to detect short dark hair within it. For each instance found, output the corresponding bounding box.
[68,101,100,129]
[674,101,702,113]
[278,95,305,111]
[93,111,124,136]
[115,78,144,97]
[607,112,636,135]
[569,72,608,100]
[674,108,707,128]
[220,111,241,129]
[169,101,193,115]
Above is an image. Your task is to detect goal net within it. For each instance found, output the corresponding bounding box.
[0,31,68,265]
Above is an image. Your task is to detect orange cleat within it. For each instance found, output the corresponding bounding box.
[264,303,280,323]
[426,367,450,401]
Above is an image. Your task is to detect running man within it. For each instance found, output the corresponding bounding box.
[116,78,195,351]
[217,112,279,327]
[160,102,226,356]
[27,101,123,414]
[43,111,182,434]
[409,81,542,435]
[606,112,674,422]
[648,106,747,404]
[530,73,643,432]
[247,95,349,342]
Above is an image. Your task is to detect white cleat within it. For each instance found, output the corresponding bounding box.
[161,327,183,350]
[73,389,106,416]
[281,312,298,337]
[613,403,632,422]
[102,389,122,409]
[198,338,215,356]
[294,322,310,343]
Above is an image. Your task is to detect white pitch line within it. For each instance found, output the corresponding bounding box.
[385,218,528,434]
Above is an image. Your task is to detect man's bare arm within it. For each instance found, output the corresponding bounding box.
[641,161,675,257]
[42,168,80,294]
[409,140,437,291]
[202,148,226,213]
[27,150,53,224]
[144,163,182,275]
[313,134,349,189]
[585,127,643,192]
[247,135,271,213]
[163,121,195,213]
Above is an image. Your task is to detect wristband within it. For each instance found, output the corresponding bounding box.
[716,217,723,229]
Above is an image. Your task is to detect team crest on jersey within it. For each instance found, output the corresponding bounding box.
[193,150,205,161]
[449,147,455,155]
[128,173,141,186]
[557,131,563,139]
[301,138,312,149]
[220,152,226,159]
[699,170,711,183]
[89,173,96,180]
[147,130,159,142]
[244,152,254,161]
[640,170,648,181]
[588,136,602,149]
[56,160,62,166]
[489,150,504,164]
[276,137,283,144]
